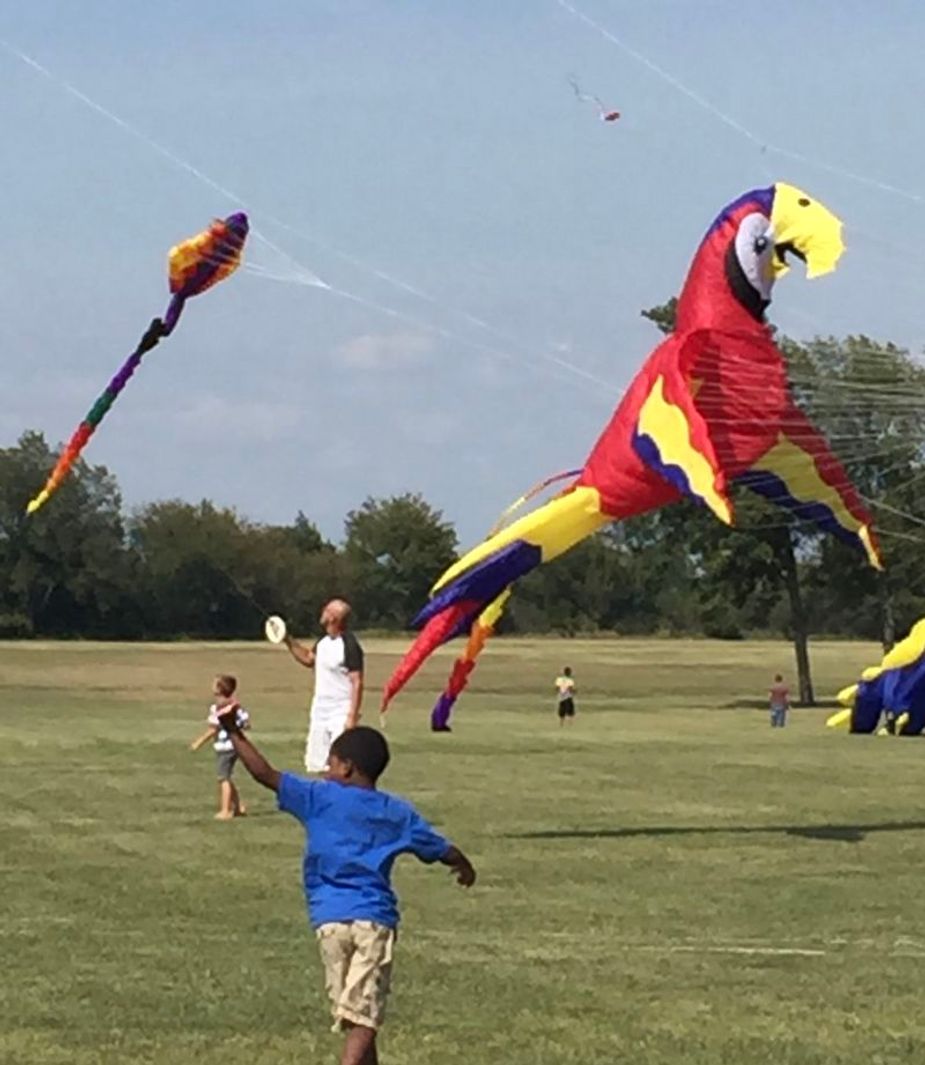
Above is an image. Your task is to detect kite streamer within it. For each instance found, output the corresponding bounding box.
[26,213,249,514]
[430,590,511,730]
[425,470,581,730]
[383,182,882,721]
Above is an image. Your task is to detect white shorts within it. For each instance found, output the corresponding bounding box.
[305,706,350,773]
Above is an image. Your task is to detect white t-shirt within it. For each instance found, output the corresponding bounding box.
[311,632,364,714]
[207,703,250,752]
[555,676,575,703]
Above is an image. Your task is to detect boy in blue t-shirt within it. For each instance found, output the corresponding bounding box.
[217,714,475,1065]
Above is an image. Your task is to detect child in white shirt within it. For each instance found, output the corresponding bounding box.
[190,674,251,820]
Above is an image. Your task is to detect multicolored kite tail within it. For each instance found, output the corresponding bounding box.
[26,212,249,515]
[414,468,581,731]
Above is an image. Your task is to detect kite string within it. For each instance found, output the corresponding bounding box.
[0,39,329,290]
[7,31,925,525]
[240,213,620,391]
[553,0,924,205]
[250,263,615,393]
[1,35,628,404]
[865,497,925,529]
[7,32,921,412]
[556,0,761,145]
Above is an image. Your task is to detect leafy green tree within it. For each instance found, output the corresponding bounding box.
[515,534,636,634]
[610,512,708,634]
[128,502,353,638]
[344,494,457,627]
[0,431,131,636]
[286,511,327,554]
[129,500,259,637]
[244,523,356,636]
[785,335,925,648]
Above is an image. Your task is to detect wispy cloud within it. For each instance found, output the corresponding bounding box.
[335,330,434,370]
[168,396,300,443]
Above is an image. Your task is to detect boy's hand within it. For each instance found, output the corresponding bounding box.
[453,860,476,888]
[442,846,476,888]
[216,708,241,735]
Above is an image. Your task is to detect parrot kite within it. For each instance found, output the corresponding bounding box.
[382,182,882,725]
[828,618,925,736]
[26,212,249,515]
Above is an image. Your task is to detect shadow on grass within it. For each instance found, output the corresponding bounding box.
[507,820,925,844]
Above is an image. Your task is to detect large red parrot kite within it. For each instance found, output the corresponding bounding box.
[383,183,881,727]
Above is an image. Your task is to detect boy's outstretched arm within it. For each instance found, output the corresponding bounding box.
[441,845,476,887]
[189,727,217,752]
[217,711,280,791]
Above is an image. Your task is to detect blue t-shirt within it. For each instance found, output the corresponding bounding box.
[277,772,451,929]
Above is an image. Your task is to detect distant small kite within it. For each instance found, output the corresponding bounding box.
[568,75,620,122]
[26,213,249,515]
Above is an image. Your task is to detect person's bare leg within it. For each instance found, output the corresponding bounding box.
[230,781,247,816]
[341,1025,377,1065]
[215,781,234,820]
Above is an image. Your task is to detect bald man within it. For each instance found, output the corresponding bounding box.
[284,599,365,773]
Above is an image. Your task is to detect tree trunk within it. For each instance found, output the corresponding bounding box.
[778,528,815,706]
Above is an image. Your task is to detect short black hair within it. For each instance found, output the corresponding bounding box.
[330,726,390,781]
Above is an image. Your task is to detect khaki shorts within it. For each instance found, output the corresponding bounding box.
[316,921,395,1031]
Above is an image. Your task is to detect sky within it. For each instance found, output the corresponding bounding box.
[2,0,924,545]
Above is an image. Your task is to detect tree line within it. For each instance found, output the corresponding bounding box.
[3,316,925,704]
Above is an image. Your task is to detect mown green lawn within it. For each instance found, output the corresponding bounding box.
[2,636,924,1064]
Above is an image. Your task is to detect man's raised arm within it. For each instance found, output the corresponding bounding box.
[284,634,316,669]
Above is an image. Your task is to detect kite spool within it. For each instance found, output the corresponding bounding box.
[264,615,287,645]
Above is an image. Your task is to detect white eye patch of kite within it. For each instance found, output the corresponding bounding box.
[734,212,774,301]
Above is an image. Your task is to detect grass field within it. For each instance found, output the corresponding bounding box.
[3,636,925,1064]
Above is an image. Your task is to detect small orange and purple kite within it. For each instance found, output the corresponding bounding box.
[26,212,249,515]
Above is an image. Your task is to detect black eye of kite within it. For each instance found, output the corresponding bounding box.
[730,211,774,319]
[798,197,810,206]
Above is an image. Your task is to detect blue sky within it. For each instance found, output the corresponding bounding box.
[2,1,924,544]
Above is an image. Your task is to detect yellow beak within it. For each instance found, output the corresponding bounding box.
[771,182,845,279]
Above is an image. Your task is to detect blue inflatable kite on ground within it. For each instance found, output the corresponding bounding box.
[828,619,925,735]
